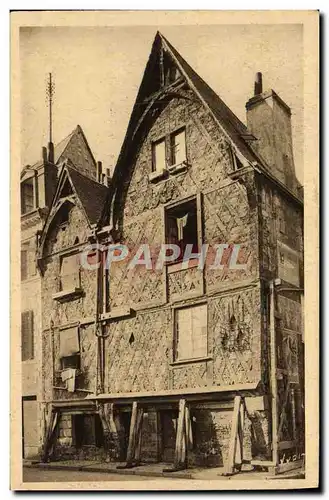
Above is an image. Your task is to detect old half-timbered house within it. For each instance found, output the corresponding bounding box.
[21,125,100,459]
[40,32,304,475]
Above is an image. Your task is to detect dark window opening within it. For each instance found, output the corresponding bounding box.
[21,178,34,215]
[73,414,104,448]
[61,354,80,370]
[163,53,181,86]
[21,311,34,361]
[57,204,70,228]
[234,155,243,170]
[166,199,198,263]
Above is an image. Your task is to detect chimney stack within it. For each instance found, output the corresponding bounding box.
[42,146,48,163]
[48,142,54,163]
[246,74,297,191]
[254,72,263,96]
[97,161,103,183]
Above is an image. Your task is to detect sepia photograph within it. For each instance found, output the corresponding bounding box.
[10,10,319,490]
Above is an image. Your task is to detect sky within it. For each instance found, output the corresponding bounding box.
[20,24,303,181]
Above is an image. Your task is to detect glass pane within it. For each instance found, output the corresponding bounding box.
[172,130,186,165]
[153,140,166,172]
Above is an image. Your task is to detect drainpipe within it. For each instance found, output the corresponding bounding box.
[93,228,112,396]
[269,280,279,466]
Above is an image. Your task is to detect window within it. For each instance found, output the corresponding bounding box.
[174,304,208,361]
[21,311,34,361]
[152,138,166,173]
[60,253,80,291]
[163,53,181,86]
[59,327,80,370]
[166,198,198,262]
[170,129,186,166]
[21,178,34,215]
[151,129,187,177]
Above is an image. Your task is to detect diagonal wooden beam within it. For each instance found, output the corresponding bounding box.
[224,395,242,476]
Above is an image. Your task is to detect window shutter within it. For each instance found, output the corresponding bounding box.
[175,304,207,361]
[59,327,80,358]
[21,311,34,361]
[21,250,28,281]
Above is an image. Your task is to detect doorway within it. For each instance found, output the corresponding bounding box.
[160,409,178,463]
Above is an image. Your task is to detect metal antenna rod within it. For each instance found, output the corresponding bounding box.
[46,72,55,144]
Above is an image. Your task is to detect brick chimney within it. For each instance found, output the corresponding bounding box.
[246,73,296,191]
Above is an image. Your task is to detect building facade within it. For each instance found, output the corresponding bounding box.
[21,125,99,458]
[38,33,304,474]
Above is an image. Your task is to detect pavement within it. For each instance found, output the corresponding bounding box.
[23,460,305,482]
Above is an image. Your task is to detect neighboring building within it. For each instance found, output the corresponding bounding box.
[39,33,304,474]
[20,125,98,458]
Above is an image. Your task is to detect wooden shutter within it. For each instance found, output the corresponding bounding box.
[176,304,207,361]
[59,327,80,358]
[21,311,34,361]
[60,254,80,290]
[21,250,28,281]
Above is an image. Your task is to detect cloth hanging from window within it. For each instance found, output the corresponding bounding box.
[59,327,79,358]
[61,368,77,392]
[176,214,188,241]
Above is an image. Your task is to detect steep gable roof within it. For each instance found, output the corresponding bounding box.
[110,32,258,184]
[66,165,109,226]
[38,161,109,258]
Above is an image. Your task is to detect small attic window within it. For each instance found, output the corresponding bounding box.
[57,203,70,227]
[21,178,34,215]
[163,52,181,86]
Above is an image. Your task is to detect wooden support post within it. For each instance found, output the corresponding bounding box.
[103,403,122,459]
[269,281,279,467]
[134,410,144,465]
[236,398,245,469]
[290,388,297,443]
[117,401,143,469]
[163,398,187,472]
[224,395,241,476]
[42,409,59,462]
[185,404,193,451]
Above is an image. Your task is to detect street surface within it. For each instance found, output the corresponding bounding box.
[23,467,152,483]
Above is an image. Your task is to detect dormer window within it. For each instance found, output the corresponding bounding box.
[21,178,34,215]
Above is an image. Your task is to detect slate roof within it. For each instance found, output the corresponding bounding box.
[54,129,76,163]
[160,34,251,146]
[66,165,109,226]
